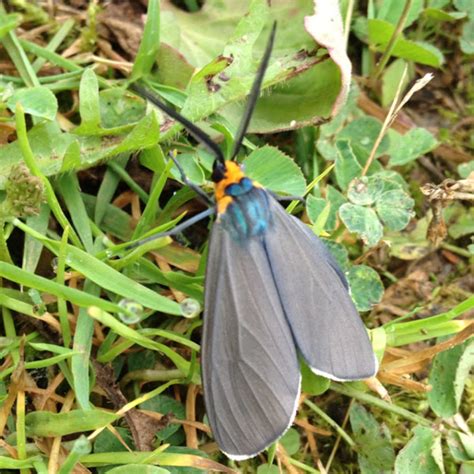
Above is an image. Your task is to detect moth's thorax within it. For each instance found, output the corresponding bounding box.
[214,161,250,215]
[213,161,270,242]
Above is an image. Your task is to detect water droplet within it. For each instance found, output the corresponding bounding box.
[118,299,143,324]
[51,257,58,273]
[180,298,201,319]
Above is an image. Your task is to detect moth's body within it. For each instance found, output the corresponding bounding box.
[202,160,378,458]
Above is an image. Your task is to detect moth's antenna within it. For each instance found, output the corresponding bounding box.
[131,84,226,165]
[230,22,277,160]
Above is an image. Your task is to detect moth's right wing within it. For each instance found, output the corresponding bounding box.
[264,196,378,381]
[202,222,301,460]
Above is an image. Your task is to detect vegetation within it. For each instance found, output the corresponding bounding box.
[0,0,472,473]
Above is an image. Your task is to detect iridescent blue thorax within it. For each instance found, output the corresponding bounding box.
[220,179,271,243]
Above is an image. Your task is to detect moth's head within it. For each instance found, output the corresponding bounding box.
[211,160,244,184]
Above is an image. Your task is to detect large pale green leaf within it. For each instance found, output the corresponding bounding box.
[159,0,343,132]
[160,0,315,67]
[237,60,341,133]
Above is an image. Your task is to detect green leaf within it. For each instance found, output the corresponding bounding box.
[335,140,363,191]
[141,395,185,442]
[279,428,300,456]
[382,59,411,108]
[446,430,474,463]
[56,174,94,252]
[257,466,280,474]
[446,204,474,239]
[375,189,415,231]
[427,337,474,418]
[7,86,58,121]
[232,60,342,133]
[423,8,467,21]
[25,410,119,437]
[347,177,380,205]
[171,153,205,186]
[384,216,431,260]
[301,360,331,395]
[17,229,181,315]
[460,18,474,54]
[368,19,444,67]
[394,426,444,474]
[99,89,147,129]
[458,160,474,178]
[339,117,390,162]
[0,261,122,314]
[326,185,347,228]
[347,265,384,312]
[244,146,306,196]
[369,169,408,193]
[350,403,395,474]
[339,203,383,247]
[321,239,350,272]
[94,427,133,453]
[306,196,327,225]
[0,112,160,188]
[454,0,474,17]
[108,466,170,474]
[307,186,347,232]
[77,68,101,132]
[0,13,21,39]
[377,0,424,28]
[131,0,161,80]
[164,0,343,133]
[389,128,438,166]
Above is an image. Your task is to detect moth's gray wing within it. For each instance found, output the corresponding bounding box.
[264,196,378,381]
[202,221,301,460]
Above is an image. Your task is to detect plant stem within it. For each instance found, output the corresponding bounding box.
[304,399,356,448]
[372,0,413,81]
[330,382,431,426]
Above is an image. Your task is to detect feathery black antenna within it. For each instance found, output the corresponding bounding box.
[230,22,277,160]
[131,84,226,165]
